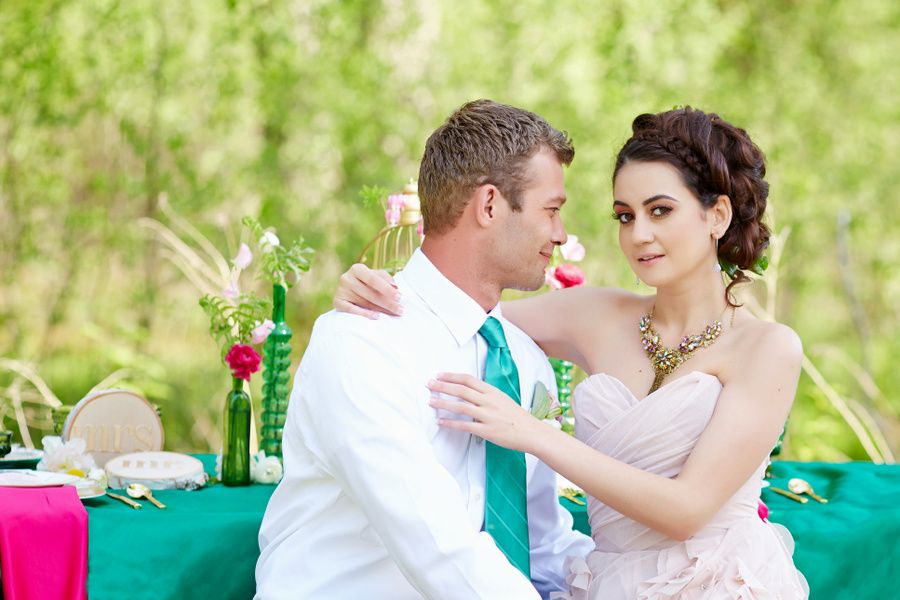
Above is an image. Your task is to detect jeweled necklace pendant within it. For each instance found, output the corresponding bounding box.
[639,310,723,395]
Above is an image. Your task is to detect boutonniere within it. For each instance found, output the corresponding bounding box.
[530,382,563,423]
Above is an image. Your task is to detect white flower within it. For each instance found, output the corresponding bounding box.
[260,231,280,252]
[250,451,283,484]
[233,243,253,269]
[37,435,97,475]
[560,235,585,262]
[251,319,275,344]
[88,467,108,489]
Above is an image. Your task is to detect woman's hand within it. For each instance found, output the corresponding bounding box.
[427,373,550,454]
[334,263,403,319]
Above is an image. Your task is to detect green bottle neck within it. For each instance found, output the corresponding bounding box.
[231,377,245,392]
[272,284,286,322]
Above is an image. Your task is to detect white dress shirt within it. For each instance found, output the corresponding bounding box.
[255,249,592,600]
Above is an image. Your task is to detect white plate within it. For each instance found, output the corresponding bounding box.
[78,490,107,501]
[0,470,80,487]
[0,446,43,461]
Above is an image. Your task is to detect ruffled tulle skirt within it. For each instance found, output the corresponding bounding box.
[551,519,808,599]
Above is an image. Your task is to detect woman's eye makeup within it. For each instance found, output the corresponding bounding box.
[612,199,675,224]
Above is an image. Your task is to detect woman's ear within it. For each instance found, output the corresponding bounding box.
[711,194,733,238]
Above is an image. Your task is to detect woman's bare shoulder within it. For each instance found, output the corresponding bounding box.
[727,317,803,379]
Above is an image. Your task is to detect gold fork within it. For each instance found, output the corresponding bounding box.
[768,487,808,504]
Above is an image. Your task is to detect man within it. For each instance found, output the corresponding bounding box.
[255,100,592,599]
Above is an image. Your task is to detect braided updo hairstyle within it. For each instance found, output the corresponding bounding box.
[613,107,770,305]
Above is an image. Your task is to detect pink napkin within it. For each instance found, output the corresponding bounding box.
[0,486,88,600]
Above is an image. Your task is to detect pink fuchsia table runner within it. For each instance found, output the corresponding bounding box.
[0,486,88,600]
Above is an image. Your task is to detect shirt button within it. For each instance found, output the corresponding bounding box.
[472,490,483,502]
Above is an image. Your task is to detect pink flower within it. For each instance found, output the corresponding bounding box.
[222,280,240,299]
[233,243,253,269]
[385,194,405,225]
[251,320,275,344]
[225,344,262,380]
[560,235,585,262]
[757,499,769,522]
[385,208,401,226]
[544,269,563,290]
[554,264,585,288]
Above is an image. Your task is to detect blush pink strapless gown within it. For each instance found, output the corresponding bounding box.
[552,371,809,600]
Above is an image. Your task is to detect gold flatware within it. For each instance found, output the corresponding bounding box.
[106,491,142,509]
[126,483,167,509]
[769,487,808,504]
[788,478,828,503]
[560,487,586,506]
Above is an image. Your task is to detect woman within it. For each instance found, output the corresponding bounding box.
[335,108,808,598]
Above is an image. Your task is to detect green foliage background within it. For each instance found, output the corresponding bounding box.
[1,0,897,460]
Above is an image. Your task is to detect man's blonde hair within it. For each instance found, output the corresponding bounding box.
[418,100,574,235]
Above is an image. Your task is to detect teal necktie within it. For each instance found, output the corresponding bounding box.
[479,316,530,578]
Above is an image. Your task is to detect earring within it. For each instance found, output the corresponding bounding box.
[635,274,642,285]
[713,236,722,272]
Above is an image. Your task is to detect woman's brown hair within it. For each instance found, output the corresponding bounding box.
[614,107,770,305]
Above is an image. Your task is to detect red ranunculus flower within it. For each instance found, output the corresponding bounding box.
[554,263,585,288]
[225,344,262,380]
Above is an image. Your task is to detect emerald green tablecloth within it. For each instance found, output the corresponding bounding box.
[764,461,900,600]
[85,456,270,600]
[84,458,900,599]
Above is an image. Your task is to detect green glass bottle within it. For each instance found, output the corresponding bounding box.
[549,357,573,411]
[223,377,251,486]
[261,283,292,458]
[549,357,575,434]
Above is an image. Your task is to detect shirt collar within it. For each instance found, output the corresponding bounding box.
[398,248,501,346]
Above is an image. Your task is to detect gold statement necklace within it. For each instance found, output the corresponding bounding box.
[639,306,729,395]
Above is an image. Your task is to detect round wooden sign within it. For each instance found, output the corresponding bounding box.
[63,389,164,467]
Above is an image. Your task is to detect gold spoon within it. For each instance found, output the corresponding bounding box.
[106,491,142,509]
[788,478,828,503]
[126,483,167,509]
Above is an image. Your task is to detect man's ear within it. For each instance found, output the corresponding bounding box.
[472,184,501,228]
[711,194,733,238]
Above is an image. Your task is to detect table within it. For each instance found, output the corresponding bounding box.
[83,458,900,599]
[85,456,268,599]
[765,461,900,599]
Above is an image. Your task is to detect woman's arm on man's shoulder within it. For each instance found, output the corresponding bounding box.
[502,286,633,369]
